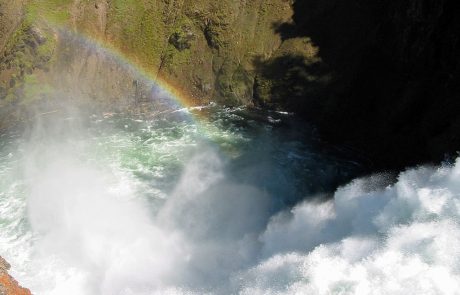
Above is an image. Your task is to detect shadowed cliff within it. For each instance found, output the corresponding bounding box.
[254,0,460,172]
[2,0,460,174]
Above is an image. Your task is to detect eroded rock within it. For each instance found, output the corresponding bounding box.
[0,256,31,295]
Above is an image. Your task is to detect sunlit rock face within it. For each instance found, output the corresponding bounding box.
[0,0,293,110]
[0,257,31,295]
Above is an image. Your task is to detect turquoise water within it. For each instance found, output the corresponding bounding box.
[2,106,460,294]
[0,105,363,294]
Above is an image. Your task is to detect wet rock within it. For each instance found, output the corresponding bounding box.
[0,256,31,295]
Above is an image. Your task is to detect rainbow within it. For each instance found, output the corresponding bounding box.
[51,25,204,117]
[42,23,239,144]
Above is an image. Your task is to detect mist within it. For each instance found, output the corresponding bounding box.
[0,108,459,295]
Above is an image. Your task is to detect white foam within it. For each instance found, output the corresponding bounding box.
[22,148,187,294]
[237,161,460,295]
[3,122,460,294]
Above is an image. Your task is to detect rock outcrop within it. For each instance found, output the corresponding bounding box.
[0,257,31,295]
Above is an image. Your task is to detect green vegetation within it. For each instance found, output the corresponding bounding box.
[108,0,165,69]
[26,0,72,25]
[22,73,53,103]
[0,6,56,104]
[1,0,295,109]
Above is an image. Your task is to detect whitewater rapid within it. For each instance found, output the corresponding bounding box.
[0,107,459,294]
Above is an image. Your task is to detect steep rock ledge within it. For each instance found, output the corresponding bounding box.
[0,257,31,295]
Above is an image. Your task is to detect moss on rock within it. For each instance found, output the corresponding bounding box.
[1,0,293,111]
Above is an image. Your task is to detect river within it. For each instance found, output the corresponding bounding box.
[1,105,459,294]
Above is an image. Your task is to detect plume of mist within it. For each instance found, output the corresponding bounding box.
[2,106,460,295]
[23,130,186,294]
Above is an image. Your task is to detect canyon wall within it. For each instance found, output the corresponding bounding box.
[0,0,292,120]
[1,0,460,171]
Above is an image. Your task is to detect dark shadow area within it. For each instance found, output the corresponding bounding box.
[199,105,377,205]
[254,0,460,174]
[253,54,331,113]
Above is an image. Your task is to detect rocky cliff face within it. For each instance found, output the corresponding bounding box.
[0,0,292,120]
[0,257,31,295]
[1,0,460,171]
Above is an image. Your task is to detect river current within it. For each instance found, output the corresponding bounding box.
[1,105,459,294]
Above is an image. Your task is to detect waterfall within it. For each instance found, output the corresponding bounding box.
[1,108,458,294]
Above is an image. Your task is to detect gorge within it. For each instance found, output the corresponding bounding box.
[1,0,460,294]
